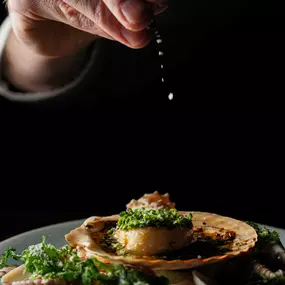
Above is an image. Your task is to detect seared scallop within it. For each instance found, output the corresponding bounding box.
[114,226,194,256]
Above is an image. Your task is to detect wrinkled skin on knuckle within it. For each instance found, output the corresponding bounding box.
[70,0,82,6]
[73,12,95,30]
[90,0,106,28]
[90,2,121,37]
[57,1,96,32]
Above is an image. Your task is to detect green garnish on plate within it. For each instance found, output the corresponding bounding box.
[0,236,168,285]
[245,221,280,246]
[117,208,193,230]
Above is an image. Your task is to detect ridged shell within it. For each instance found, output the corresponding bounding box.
[65,212,257,270]
[0,267,18,278]
[1,265,31,285]
[1,265,68,285]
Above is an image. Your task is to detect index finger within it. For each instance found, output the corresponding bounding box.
[103,0,153,32]
[103,0,169,32]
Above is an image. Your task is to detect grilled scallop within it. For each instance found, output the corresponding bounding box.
[114,226,194,256]
[65,211,257,271]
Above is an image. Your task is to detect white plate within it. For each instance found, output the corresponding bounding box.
[1,220,285,284]
[0,220,84,254]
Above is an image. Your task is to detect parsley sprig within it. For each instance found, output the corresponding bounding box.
[246,221,280,247]
[245,221,284,285]
[248,276,285,285]
[0,236,168,285]
[117,208,193,230]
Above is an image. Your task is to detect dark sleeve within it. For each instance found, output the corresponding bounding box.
[0,16,105,103]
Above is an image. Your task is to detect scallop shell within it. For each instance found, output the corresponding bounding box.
[65,212,257,271]
[1,265,68,285]
[1,265,31,285]
[126,191,176,210]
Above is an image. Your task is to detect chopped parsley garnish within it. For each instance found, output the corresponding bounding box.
[261,277,285,285]
[246,221,280,246]
[99,230,125,254]
[245,221,284,285]
[117,208,193,230]
[0,236,168,285]
[249,272,285,285]
[0,247,21,267]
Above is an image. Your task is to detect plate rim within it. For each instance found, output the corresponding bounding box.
[0,219,84,248]
[1,219,284,248]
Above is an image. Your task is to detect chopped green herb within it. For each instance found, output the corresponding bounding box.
[0,247,21,268]
[246,221,280,247]
[262,276,285,285]
[249,275,285,285]
[107,228,115,235]
[100,231,125,254]
[0,236,168,285]
[117,208,193,230]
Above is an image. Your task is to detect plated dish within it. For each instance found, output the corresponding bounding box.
[1,191,284,285]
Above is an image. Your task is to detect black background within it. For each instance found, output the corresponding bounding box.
[0,1,284,242]
[0,0,284,111]
[0,112,284,242]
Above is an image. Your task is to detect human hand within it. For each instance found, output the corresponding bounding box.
[6,0,168,57]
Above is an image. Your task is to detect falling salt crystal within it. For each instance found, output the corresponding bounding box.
[155,29,174,102]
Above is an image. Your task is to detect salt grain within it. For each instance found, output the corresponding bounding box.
[168,93,174,100]
[155,29,175,101]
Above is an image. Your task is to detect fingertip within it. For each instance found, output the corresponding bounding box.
[120,29,151,49]
[119,0,152,32]
[131,36,152,49]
